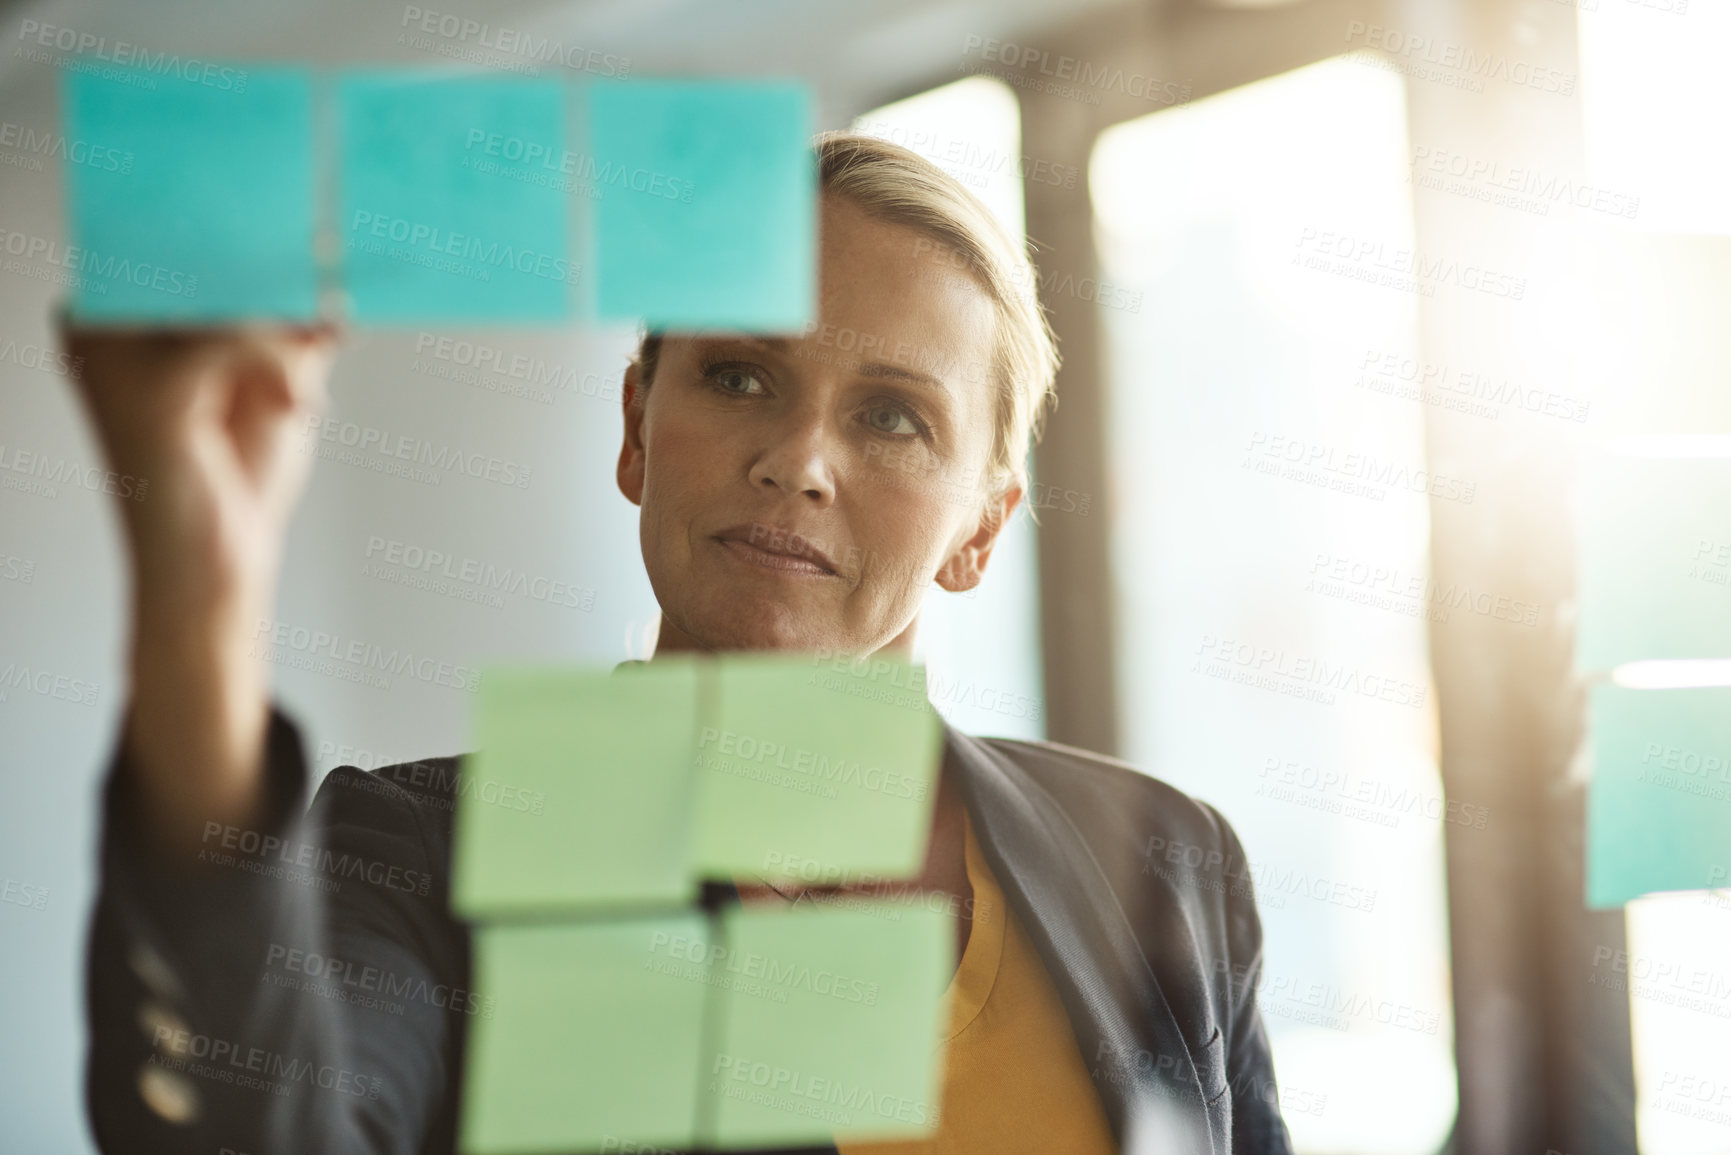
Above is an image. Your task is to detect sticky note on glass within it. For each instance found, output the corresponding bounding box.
[587,80,815,329]
[452,661,703,916]
[707,901,950,1147]
[691,655,941,884]
[1586,684,1731,908]
[460,916,712,1153]
[1576,453,1731,669]
[339,73,576,322]
[62,66,317,322]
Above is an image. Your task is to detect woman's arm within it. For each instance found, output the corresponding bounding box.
[85,707,463,1155]
[65,323,459,1151]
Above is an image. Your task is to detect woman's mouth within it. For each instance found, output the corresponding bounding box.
[714,530,838,577]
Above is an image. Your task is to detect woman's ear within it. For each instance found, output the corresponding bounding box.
[616,362,647,507]
[935,484,1023,593]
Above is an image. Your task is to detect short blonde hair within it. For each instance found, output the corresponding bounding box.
[634,130,1060,503]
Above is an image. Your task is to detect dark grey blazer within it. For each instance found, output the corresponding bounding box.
[86,708,1294,1155]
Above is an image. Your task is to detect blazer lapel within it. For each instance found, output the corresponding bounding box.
[942,724,1215,1153]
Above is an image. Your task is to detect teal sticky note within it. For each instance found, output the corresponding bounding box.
[587,80,815,329]
[1586,685,1731,907]
[706,901,950,1146]
[691,655,941,884]
[451,661,703,917]
[62,65,316,321]
[460,916,712,1153]
[1575,453,1731,669]
[339,73,576,322]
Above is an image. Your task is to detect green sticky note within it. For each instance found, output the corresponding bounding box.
[62,64,317,321]
[1575,453,1731,669]
[1586,685,1731,908]
[452,662,703,917]
[691,655,941,884]
[461,916,713,1153]
[339,73,577,322]
[706,901,950,1147]
[587,80,815,329]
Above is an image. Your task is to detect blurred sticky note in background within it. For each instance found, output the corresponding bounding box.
[708,901,950,1147]
[587,80,815,329]
[1586,684,1731,908]
[63,66,318,321]
[460,916,711,1153]
[339,73,575,322]
[691,655,941,883]
[452,661,703,916]
[1575,451,1731,669]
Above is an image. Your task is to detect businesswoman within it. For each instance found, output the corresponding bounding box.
[71,132,1292,1154]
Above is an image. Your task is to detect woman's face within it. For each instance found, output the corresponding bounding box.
[617,193,1019,657]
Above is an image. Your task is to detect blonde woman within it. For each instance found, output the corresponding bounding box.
[73,133,1292,1154]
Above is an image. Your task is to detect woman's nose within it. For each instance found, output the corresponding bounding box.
[747,412,838,504]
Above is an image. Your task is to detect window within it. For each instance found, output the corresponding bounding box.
[854,78,1046,741]
[1093,58,1457,1153]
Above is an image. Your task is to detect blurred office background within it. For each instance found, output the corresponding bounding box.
[3,0,1729,1151]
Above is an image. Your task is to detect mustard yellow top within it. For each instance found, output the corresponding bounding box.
[836,811,1118,1155]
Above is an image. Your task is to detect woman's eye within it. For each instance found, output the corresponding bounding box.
[864,405,919,436]
[711,367,766,395]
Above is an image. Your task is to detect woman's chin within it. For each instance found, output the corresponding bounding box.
[673,590,856,654]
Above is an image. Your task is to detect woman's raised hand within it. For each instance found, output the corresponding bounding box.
[62,321,340,860]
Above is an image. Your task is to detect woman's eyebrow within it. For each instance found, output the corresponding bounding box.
[727,335,956,401]
[855,361,955,401]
